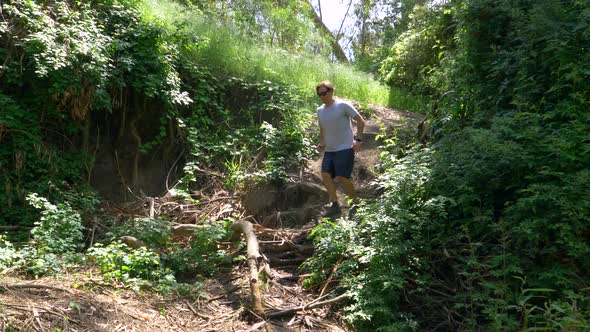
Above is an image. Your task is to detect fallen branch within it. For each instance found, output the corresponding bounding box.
[0,283,74,294]
[245,320,267,332]
[265,293,350,319]
[120,236,147,249]
[171,224,205,237]
[184,300,211,320]
[1,303,80,324]
[206,286,240,302]
[319,257,343,297]
[231,219,266,318]
[259,242,313,254]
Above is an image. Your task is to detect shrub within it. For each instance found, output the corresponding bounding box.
[88,241,170,290]
[27,193,84,254]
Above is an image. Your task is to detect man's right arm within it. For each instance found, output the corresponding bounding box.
[318,126,325,152]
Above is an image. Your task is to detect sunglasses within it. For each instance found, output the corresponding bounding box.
[317,89,331,97]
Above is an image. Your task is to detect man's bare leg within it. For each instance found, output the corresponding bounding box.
[335,176,359,218]
[321,172,339,203]
[335,176,356,202]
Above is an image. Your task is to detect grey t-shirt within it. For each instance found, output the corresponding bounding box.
[317,100,360,152]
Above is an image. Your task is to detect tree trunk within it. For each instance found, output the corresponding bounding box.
[305,0,348,62]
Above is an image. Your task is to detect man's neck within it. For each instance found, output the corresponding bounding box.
[324,98,335,107]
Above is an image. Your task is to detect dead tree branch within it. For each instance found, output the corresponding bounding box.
[265,293,350,319]
[231,219,266,318]
[0,283,74,294]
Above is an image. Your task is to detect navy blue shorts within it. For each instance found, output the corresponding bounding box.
[321,148,354,179]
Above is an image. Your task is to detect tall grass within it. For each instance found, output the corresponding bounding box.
[138,0,410,110]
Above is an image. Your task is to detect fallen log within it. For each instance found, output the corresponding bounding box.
[231,219,266,318]
[171,224,205,237]
[120,235,147,249]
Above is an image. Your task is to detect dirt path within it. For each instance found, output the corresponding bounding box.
[0,105,423,332]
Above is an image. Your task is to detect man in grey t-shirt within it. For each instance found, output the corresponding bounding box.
[316,81,365,217]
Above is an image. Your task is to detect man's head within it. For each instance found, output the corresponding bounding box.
[316,81,335,104]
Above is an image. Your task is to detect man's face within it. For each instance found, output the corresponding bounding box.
[317,86,332,103]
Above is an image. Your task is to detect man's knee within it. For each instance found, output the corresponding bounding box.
[334,176,352,183]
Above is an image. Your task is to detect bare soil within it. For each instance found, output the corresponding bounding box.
[0,104,422,332]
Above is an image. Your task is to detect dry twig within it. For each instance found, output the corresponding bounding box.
[265,293,350,319]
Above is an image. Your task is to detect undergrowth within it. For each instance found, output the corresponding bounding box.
[305,0,590,330]
[0,0,318,295]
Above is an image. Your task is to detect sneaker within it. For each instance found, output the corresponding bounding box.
[321,203,341,217]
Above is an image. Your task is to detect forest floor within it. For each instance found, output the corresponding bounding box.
[0,103,423,332]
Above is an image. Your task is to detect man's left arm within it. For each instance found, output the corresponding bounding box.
[352,113,365,152]
[353,114,365,139]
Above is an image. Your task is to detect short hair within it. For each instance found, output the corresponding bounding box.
[316,81,335,93]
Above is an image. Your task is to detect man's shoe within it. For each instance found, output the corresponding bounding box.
[321,203,341,217]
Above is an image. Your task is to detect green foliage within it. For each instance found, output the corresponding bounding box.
[380,3,455,95]
[0,93,88,227]
[165,221,232,277]
[27,193,84,254]
[311,0,590,330]
[386,86,430,114]
[143,0,390,106]
[0,235,18,271]
[0,192,87,277]
[88,241,170,290]
[304,147,443,330]
[104,217,232,280]
[107,217,172,248]
[0,0,190,227]
[177,78,315,191]
[176,0,324,54]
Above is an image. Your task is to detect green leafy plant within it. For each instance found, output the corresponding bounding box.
[0,191,89,276]
[27,193,84,254]
[165,221,232,277]
[0,235,18,271]
[88,241,171,290]
[304,147,445,330]
[107,217,172,249]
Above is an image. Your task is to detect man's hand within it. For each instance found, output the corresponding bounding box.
[352,141,361,153]
[317,144,325,152]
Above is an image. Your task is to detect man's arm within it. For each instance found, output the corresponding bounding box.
[318,125,325,152]
[353,114,365,139]
[352,114,365,153]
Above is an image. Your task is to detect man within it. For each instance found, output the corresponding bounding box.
[315,81,365,217]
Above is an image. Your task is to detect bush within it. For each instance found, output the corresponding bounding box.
[88,241,170,290]
[304,147,446,330]
[27,193,84,254]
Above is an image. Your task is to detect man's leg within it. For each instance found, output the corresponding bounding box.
[322,172,339,203]
[334,176,356,201]
[335,176,359,218]
[333,149,358,218]
[320,152,341,217]
[332,149,356,202]
[320,172,341,217]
